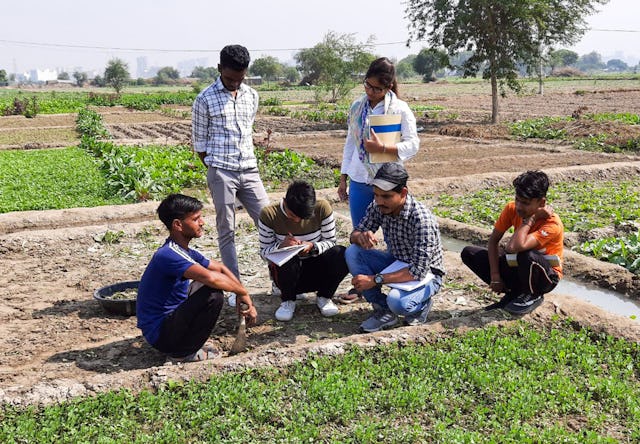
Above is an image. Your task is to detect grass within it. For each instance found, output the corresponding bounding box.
[1,322,639,442]
[0,147,127,212]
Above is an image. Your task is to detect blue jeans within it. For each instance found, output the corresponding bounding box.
[345,244,442,314]
[348,180,374,227]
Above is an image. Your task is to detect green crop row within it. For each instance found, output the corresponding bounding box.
[434,179,640,231]
[510,113,640,153]
[0,90,196,114]
[432,178,640,274]
[2,322,638,442]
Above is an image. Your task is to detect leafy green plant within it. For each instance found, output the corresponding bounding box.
[256,147,338,190]
[264,105,289,117]
[97,144,205,201]
[260,97,282,106]
[575,231,640,274]
[75,107,110,139]
[94,230,125,245]
[586,112,640,125]
[509,117,569,140]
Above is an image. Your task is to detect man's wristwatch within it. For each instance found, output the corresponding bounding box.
[374,273,384,285]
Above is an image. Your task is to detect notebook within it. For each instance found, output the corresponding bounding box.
[368,114,401,163]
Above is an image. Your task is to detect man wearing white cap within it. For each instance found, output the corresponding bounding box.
[345,163,445,332]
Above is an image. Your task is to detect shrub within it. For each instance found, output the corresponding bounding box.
[76,108,110,139]
[551,67,585,77]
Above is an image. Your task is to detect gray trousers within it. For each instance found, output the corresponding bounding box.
[206,166,270,279]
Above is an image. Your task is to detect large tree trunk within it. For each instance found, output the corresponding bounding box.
[490,72,499,124]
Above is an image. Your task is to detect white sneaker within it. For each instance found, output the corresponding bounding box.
[317,296,339,317]
[228,293,237,307]
[275,300,296,321]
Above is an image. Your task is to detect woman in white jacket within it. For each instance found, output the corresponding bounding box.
[337,57,420,303]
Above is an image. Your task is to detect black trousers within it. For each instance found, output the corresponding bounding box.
[153,285,224,357]
[270,245,349,301]
[460,246,559,296]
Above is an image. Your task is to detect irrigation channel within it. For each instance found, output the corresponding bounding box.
[441,236,640,321]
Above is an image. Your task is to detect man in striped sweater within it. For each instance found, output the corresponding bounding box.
[259,181,348,321]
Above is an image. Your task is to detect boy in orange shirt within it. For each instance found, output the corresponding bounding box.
[461,170,564,314]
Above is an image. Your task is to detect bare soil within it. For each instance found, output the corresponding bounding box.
[2,86,640,406]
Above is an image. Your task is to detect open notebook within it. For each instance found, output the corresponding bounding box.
[265,244,306,267]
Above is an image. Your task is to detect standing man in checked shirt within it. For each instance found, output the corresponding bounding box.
[192,44,270,306]
[345,163,445,332]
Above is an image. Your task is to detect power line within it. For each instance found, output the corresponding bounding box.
[1,28,637,53]
[0,38,411,53]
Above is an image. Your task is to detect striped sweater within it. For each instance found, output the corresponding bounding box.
[258,199,337,259]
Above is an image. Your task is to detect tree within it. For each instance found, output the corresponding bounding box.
[406,0,609,123]
[549,48,579,71]
[154,66,180,85]
[413,48,449,82]
[191,66,218,80]
[283,66,300,84]
[250,56,283,84]
[396,55,418,80]
[295,31,376,102]
[57,72,70,81]
[0,69,8,86]
[576,51,606,72]
[73,71,88,87]
[104,58,130,94]
[606,58,628,72]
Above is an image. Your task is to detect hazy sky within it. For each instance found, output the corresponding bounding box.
[1,0,638,74]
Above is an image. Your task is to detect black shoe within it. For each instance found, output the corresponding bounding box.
[484,292,516,311]
[504,293,543,315]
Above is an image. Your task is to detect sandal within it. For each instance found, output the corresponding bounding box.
[169,347,219,363]
[335,288,361,304]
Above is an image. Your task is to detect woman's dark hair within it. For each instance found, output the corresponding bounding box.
[220,45,251,71]
[513,170,549,200]
[285,181,316,219]
[366,57,398,96]
[157,194,203,230]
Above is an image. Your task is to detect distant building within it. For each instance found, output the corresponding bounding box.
[136,56,148,78]
[29,69,58,82]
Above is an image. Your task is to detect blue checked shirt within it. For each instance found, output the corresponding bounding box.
[355,194,445,280]
[192,77,259,171]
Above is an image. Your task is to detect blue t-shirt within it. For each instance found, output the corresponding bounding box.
[137,239,210,345]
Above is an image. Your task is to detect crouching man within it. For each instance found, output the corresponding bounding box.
[345,163,446,332]
[461,170,564,314]
[137,194,257,362]
[259,181,348,322]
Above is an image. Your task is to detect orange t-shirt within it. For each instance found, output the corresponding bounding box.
[494,201,564,278]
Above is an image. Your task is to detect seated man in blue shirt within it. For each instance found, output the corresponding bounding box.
[137,194,257,362]
[345,163,446,332]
